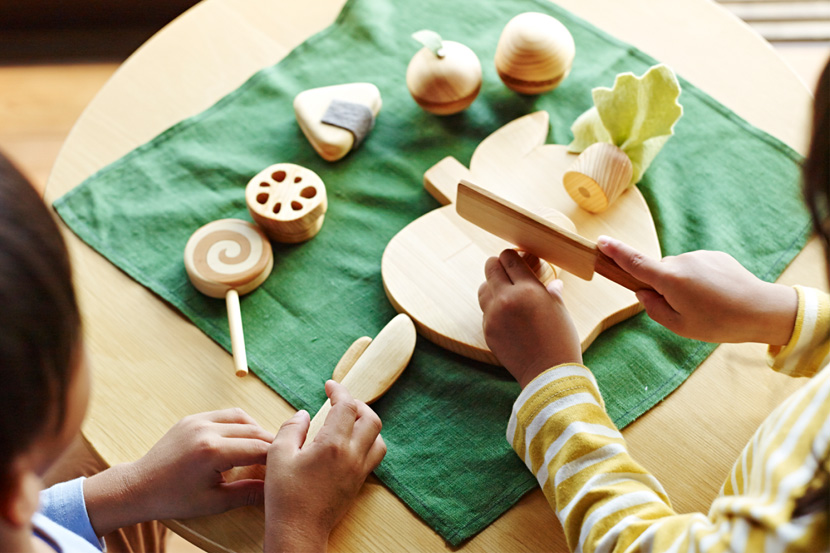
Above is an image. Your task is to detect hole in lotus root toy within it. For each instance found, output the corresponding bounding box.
[246,162,328,244]
[256,193,269,205]
[260,181,269,187]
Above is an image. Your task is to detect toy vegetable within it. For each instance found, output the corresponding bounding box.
[406,30,482,115]
[565,64,683,213]
[495,12,575,95]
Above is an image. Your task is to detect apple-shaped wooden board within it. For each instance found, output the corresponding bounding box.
[381,111,661,365]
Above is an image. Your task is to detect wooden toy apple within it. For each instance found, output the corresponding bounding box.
[406,30,482,115]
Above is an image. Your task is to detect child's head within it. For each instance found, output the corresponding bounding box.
[0,155,87,524]
[805,59,830,274]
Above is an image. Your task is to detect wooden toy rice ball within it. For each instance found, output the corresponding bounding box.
[495,12,575,95]
[246,163,328,243]
[406,30,482,115]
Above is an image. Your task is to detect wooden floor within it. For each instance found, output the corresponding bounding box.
[0,15,827,553]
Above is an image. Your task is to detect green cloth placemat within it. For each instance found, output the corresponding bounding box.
[54,0,810,544]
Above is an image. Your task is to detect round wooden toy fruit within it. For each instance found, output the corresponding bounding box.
[406,30,482,115]
[495,12,575,95]
[245,163,328,243]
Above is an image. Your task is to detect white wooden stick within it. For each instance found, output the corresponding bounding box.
[225,289,248,377]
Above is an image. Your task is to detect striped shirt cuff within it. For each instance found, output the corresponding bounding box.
[506,364,605,462]
[768,286,830,378]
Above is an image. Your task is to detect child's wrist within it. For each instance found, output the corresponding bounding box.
[749,283,798,346]
[264,520,329,553]
[515,357,583,389]
[83,461,147,536]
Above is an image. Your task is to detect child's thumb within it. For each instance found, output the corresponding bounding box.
[272,410,310,451]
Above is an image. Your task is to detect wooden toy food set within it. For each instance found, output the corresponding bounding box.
[381,111,662,365]
[185,12,681,375]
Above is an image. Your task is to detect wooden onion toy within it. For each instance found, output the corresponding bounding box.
[406,30,482,115]
[246,163,327,243]
[184,219,274,377]
[495,12,575,95]
[563,142,633,213]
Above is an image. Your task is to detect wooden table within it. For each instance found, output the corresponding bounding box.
[46,1,827,551]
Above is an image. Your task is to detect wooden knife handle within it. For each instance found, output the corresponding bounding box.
[594,251,655,292]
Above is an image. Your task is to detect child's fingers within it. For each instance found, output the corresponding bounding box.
[351,401,383,453]
[203,407,262,426]
[215,423,276,443]
[484,254,513,288]
[322,380,359,441]
[217,479,265,511]
[498,249,536,284]
[546,279,564,299]
[271,410,310,453]
[214,436,273,468]
[478,282,492,311]
[365,435,387,472]
[636,289,682,332]
[597,236,664,288]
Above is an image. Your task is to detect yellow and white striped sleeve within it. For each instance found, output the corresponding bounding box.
[768,286,830,378]
[506,363,830,552]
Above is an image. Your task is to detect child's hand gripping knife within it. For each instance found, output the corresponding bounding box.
[478,249,583,387]
[597,236,798,345]
[263,380,386,553]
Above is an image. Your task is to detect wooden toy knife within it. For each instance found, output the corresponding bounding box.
[455,180,653,292]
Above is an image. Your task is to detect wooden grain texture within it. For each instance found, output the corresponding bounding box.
[494,11,575,94]
[306,314,416,438]
[331,335,373,382]
[456,180,653,292]
[40,0,823,551]
[406,40,483,115]
[563,142,633,213]
[245,163,328,243]
[293,82,382,161]
[382,114,660,364]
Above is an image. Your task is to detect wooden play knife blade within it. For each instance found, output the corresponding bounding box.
[455,180,653,292]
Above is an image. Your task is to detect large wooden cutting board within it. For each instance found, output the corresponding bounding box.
[382,111,661,365]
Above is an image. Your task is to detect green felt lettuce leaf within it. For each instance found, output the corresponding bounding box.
[568,64,683,185]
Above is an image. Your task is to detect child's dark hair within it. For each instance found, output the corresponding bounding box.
[805,58,830,265]
[0,154,80,495]
[795,57,830,520]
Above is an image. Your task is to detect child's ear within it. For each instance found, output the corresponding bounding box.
[0,466,42,528]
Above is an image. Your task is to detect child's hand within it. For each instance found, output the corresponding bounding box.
[478,249,582,388]
[598,236,798,345]
[84,408,275,535]
[263,380,386,553]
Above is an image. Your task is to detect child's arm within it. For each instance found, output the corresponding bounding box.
[263,380,386,553]
[480,250,830,551]
[82,408,276,536]
[597,236,798,345]
[767,285,830,377]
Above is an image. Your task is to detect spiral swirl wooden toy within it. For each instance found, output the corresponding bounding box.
[184,218,274,376]
[246,163,328,243]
